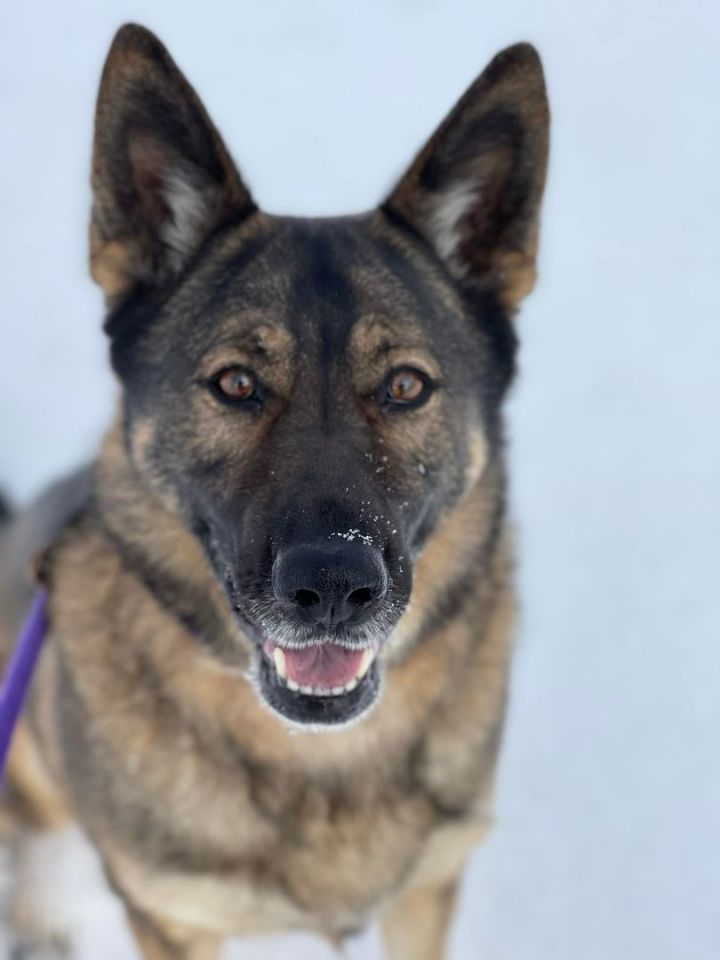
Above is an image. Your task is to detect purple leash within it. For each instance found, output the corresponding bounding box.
[0,589,49,782]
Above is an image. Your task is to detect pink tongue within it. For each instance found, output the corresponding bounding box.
[266,641,365,688]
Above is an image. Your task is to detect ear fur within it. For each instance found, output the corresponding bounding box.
[383,43,549,311]
[90,24,255,303]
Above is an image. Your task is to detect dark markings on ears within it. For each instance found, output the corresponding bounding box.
[91,23,255,305]
[382,43,549,312]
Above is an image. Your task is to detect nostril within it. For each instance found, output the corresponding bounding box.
[347,586,374,609]
[274,544,388,626]
[293,588,321,609]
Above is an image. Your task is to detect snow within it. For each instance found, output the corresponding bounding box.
[2,1,719,958]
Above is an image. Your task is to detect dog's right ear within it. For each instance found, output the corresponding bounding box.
[90,24,255,304]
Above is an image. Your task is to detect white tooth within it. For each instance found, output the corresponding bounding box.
[273,648,287,680]
[344,678,359,692]
[331,686,345,696]
[287,679,300,692]
[300,685,315,695]
[357,648,375,679]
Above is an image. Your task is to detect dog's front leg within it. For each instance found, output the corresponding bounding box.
[127,906,222,960]
[380,877,460,960]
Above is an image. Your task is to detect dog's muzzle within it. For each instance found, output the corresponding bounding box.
[254,541,390,725]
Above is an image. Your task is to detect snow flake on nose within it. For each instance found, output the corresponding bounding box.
[330,528,374,545]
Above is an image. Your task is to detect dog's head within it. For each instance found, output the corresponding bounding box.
[91,25,548,727]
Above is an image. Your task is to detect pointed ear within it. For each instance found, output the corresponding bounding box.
[90,24,255,303]
[383,43,549,311]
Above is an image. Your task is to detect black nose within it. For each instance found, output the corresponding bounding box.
[272,543,388,629]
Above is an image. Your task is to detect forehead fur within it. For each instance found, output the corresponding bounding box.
[107,209,517,436]
[121,213,487,357]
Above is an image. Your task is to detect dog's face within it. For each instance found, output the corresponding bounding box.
[91,26,548,726]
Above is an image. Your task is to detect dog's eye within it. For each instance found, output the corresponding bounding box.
[384,368,432,408]
[212,367,259,404]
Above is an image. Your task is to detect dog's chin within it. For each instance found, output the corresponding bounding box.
[256,653,383,728]
[225,598,395,727]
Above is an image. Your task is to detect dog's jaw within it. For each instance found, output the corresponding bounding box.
[253,650,384,729]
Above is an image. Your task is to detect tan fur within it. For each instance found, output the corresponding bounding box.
[4,421,513,952]
[382,878,461,960]
[127,908,222,960]
[3,723,69,830]
[1,24,549,959]
[90,235,139,302]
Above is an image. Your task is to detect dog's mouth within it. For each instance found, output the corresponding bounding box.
[257,639,382,727]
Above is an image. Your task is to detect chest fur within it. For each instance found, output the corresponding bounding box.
[36,518,511,938]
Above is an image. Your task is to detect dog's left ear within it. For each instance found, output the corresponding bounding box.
[383,43,549,311]
[90,24,255,303]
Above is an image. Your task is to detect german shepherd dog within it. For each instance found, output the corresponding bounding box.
[0,24,548,959]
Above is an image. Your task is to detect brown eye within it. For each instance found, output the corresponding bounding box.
[213,367,259,403]
[385,367,431,407]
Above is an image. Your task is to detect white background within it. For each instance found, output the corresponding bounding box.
[1,2,719,958]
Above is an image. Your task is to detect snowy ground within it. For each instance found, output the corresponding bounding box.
[2,1,719,958]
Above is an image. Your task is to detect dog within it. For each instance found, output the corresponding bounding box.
[0,23,549,959]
